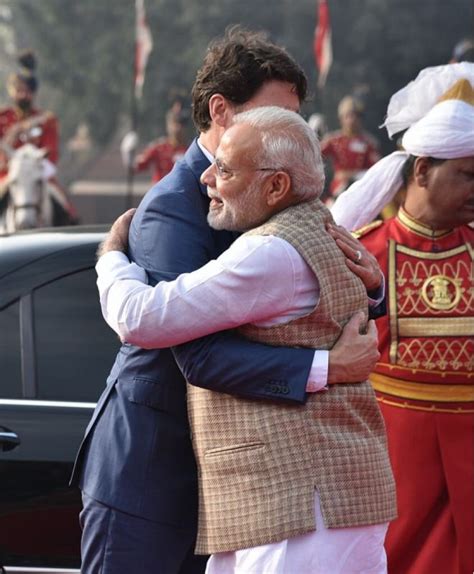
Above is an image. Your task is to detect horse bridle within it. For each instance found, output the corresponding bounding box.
[12,201,43,213]
[10,178,45,217]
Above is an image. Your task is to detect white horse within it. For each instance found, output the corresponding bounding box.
[0,143,57,234]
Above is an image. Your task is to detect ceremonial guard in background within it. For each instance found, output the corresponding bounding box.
[332,63,474,574]
[0,51,58,169]
[0,50,77,225]
[321,95,380,204]
[134,108,189,183]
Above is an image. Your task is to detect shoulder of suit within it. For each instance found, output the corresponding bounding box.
[352,219,384,239]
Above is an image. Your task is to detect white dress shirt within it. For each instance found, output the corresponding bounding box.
[97,234,382,392]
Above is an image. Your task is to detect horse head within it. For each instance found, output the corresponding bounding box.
[6,143,50,231]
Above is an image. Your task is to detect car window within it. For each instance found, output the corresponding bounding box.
[0,300,22,398]
[34,268,119,402]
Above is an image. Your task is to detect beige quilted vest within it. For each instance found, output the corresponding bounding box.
[188,198,397,554]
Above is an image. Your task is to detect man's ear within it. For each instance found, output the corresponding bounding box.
[208,94,234,128]
[265,171,292,207]
[413,156,431,188]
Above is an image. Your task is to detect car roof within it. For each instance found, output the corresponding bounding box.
[0,226,110,308]
[0,226,108,275]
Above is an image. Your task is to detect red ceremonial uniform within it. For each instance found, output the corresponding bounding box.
[134,138,187,183]
[357,208,474,574]
[0,106,59,178]
[321,130,380,197]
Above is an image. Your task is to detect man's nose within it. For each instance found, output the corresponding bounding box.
[200,163,216,187]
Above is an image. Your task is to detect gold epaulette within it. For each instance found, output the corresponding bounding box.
[352,219,383,239]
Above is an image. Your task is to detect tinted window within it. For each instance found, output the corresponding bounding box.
[34,268,119,402]
[0,301,22,398]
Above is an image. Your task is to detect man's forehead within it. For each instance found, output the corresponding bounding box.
[218,123,260,157]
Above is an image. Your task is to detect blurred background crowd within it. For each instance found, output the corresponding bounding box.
[0,0,472,225]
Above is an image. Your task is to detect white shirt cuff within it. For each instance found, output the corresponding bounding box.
[96,251,147,288]
[306,351,329,393]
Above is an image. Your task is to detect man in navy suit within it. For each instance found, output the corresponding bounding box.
[72,26,384,574]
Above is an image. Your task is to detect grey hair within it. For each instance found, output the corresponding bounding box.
[232,106,325,200]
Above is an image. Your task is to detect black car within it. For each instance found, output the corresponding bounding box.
[0,227,119,572]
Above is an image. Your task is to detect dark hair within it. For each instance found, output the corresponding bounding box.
[191,26,307,132]
[166,107,190,125]
[9,49,38,92]
[452,38,474,63]
[401,155,446,187]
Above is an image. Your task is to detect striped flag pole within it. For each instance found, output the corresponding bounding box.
[134,0,153,101]
[314,0,333,89]
[125,0,153,210]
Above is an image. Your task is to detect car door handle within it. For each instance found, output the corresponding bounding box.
[0,430,21,451]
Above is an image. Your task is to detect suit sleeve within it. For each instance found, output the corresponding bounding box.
[368,296,386,320]
[129,186,313,404]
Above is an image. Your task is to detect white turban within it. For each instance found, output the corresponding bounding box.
[331,63,474,230]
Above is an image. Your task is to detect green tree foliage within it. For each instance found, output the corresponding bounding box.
[5,0,473,155]
[10,0,134,145]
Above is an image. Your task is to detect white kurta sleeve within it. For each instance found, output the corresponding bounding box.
[96,236,300,349]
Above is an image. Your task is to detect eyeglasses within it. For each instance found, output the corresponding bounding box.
[214,158,278,179]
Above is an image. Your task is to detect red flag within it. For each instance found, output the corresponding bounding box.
[314,0,333,88]
[135,0,153,100]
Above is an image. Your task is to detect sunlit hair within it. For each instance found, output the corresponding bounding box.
[192,26,307,132]
[232,106,325,201]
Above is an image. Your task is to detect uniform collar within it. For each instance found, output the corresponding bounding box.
[397,207,453,239]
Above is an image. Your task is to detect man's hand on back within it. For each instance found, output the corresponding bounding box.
[328,312,380,384]
[97,208,136,259]
[327,222,383,292]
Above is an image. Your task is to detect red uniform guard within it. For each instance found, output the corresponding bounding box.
[357,210,474,574]
[321,95,380,200]
[0,50,77,223]
[0,106,59,177]
[332,65,474,574]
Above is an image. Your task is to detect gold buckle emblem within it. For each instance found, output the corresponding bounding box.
[421,274,462,311]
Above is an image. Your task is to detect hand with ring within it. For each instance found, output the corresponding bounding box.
[326,222,383,292]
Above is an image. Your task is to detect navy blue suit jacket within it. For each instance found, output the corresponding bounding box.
[71,140,314,529]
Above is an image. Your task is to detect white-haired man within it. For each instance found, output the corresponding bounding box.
[97,106,396,574]
[332,63,474,574]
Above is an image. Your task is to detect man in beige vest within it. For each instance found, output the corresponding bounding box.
[97,107,397,573]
